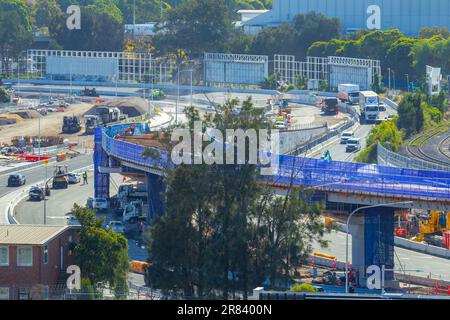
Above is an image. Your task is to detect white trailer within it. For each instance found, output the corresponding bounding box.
[338,84,360,104]
[359,91,380,123]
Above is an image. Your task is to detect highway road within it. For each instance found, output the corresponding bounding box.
[0,153,93,199]
[313,230,450,281]
[310,123,374,162]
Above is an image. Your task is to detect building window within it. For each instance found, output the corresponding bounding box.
[17,247,33,267]
[0,287,10,300]
[43,245,48,264]
[0,246,9,266]
[18,288,30,300]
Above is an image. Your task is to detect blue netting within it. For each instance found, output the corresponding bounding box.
[100,124,450,202]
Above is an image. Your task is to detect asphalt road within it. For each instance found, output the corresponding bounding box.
[313,230,450,281]
[0,153,93,199]
[311,123,375,162]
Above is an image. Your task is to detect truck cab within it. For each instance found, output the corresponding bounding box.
[123,201,145,223]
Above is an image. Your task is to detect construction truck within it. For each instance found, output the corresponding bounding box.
[62,116,81,134]
[96,106,121,125]
[81,87,99,97]
[123,200,146,223]
[321,97,339,115]
[84,115,102,135]
[52,165,69,189]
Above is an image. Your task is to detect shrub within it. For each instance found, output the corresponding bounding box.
[290,283,319,293]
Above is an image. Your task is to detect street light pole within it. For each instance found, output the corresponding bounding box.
[176,65,180,124]
[392,70,395,91]
[405,74,409,92]
[387,68,391,91]
[345,201,413,293]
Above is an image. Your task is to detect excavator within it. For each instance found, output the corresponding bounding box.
[414,210,450,246]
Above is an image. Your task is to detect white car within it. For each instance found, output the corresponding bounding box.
[93,197,109,210]
[67,173,81,184]
[340,131,354,144]
[109,221,125,234]
[274,121,286,129]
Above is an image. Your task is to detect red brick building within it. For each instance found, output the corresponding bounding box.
[0,225,79,300]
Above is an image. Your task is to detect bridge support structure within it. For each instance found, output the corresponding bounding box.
[349,206,396,288]
[146,172,166,220]
[94,127,110,199]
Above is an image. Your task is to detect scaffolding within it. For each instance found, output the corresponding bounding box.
[273,55,381,90]
[204,52,269,85]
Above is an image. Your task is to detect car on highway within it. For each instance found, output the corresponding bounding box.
[29,186,45,201]
[108,221,125,234]
[346,138,361,152]
[67,173,81,184]
[340,131,354,144]
[7,173,26,187]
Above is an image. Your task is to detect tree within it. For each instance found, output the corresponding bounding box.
[419,27,450,39]
[397,92,424,137]
[146,98,328,299]
[153,0,234,56]
[355,119,403,164]
[0,0,33,74]
[71,204,129,297]
[32,0,62,29]
[50,0,124,51]
[251,23,297,58]
[292,11,340,59]
[0,88,10,103]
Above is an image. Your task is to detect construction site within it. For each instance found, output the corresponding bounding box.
[0,97,148,171]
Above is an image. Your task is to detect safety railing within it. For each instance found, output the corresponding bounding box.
[377,144,450,172]
[101,123,450,202]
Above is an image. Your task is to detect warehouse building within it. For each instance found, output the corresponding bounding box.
[243,0,450,36]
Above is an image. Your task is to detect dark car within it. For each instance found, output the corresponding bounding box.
[29,186,45,201]
[8,174,26,187]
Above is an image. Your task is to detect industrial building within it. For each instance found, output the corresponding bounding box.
[243,0,450,36]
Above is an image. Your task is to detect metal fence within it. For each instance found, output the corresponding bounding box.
[377,144,450,172]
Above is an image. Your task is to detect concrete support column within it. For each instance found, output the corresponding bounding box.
[348,215,365,286]
[94,127,110,199]
[363,206,396,288]
[146,172,166,220]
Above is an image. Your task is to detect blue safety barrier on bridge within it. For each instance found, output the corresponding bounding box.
[99,122,450,203]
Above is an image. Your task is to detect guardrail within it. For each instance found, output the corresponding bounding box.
[377,144,450,172]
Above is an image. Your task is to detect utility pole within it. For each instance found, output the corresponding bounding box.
[387,68,391,91]
[176,65,180,124]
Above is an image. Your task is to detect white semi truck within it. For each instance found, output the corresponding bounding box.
[338,84,360,105]
[359,91,381,123]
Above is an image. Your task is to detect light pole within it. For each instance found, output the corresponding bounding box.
[345,201,413,293]
[176,65,180,124]
[405,74,409,92]
[392,69,396,91]
[387,68,391,91]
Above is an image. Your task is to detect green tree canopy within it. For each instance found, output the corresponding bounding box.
[153,0,234,56]
[71,204,129,297]
[50,0,124,51]
[0,0,33,71]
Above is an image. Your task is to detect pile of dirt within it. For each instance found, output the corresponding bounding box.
[84,97,148,118]
[9,109,42,119]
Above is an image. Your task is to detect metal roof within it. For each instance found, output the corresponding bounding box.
[0,225,71,245]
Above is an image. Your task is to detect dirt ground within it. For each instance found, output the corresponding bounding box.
[0,103,95,146]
